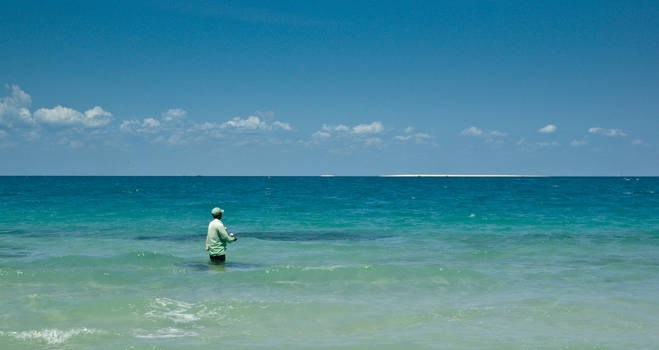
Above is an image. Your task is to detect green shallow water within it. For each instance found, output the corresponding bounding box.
[0,177,658,349]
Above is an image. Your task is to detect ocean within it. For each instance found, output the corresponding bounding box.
[0,176,657,349]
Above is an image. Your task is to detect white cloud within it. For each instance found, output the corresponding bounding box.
[121,109,190,136]
[272,121,292,131]
[538,124,557,133]
[1,85,113,132]
[352,121,384,134]
[461,126,483,136]
[120,118,162,134]
[570,140,587,147]
[0,130,7,139]
[143,118,160,128]
[196,122,217,131]
[588,127,626,137]
[34,105,112,128]
[312,130,331,139]
[34,106,80,126]
[321,124,349,132]
[488,130,506,137]
[461,126,506,142]
[316,121,384,137]
[120,110,292,146]
[119,120,139,132]
[84,106,112,124]
[394,132,432,144]
[0,85,33,127]
[220,115,292,132]
[537,141,560,147]
[4,85,30,106]
[162,108,187,122]
[2,87,284,148]
[311,121,386,149]
[221,115,269,130]
[404,126,414,133]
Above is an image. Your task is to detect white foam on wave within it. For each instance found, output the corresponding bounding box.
[1,328,101,344]
[134,327,198,339]
[145,297,205,323]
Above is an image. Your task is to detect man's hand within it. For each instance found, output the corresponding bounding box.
[205,245,209,251]
[230,233,237,241]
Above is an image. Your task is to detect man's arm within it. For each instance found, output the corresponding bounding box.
[217,223,237,242]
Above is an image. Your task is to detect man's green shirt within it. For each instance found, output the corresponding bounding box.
[206,219,236,256]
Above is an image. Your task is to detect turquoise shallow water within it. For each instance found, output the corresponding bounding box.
[0,176,658,349]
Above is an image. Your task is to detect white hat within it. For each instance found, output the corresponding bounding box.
[211,207,224,217]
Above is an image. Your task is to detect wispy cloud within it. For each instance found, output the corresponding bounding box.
[537,141,560,147]
[162,108,187,122]
[316,121,384,137]
[461,126,506,146]
[460,126,506,138]
[220,115,292,132]
[120,109,187,137]
[272,121,292,131]
[588,127,626,137]
[221,116,269,130]
[311,130,331,139]
[0,87,296,146]
[352,121,384,134]
[311,121,386,149]
[631,139,648,146]
[538,124,557,133]
[321,124,349,133]
[120,108,293,145]
[120,118,162,134]
[120,109,293,145]
[570,140,587,147]
[394,126,433,144]
[461,126,483,136]
[394,132,431,143]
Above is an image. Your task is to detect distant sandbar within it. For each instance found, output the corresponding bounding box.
[380,174,545,177]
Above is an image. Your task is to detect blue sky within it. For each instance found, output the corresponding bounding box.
[1,0,657,175]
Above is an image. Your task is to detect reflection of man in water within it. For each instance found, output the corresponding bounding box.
[206,207,237,263]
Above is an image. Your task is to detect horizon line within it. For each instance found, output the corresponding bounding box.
[0,174,656,177]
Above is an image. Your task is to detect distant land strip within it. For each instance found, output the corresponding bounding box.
[379,174,546,177]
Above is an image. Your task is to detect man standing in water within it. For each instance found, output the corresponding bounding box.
[206,207,237,263]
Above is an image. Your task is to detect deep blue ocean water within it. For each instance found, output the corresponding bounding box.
[0,176,657,349]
